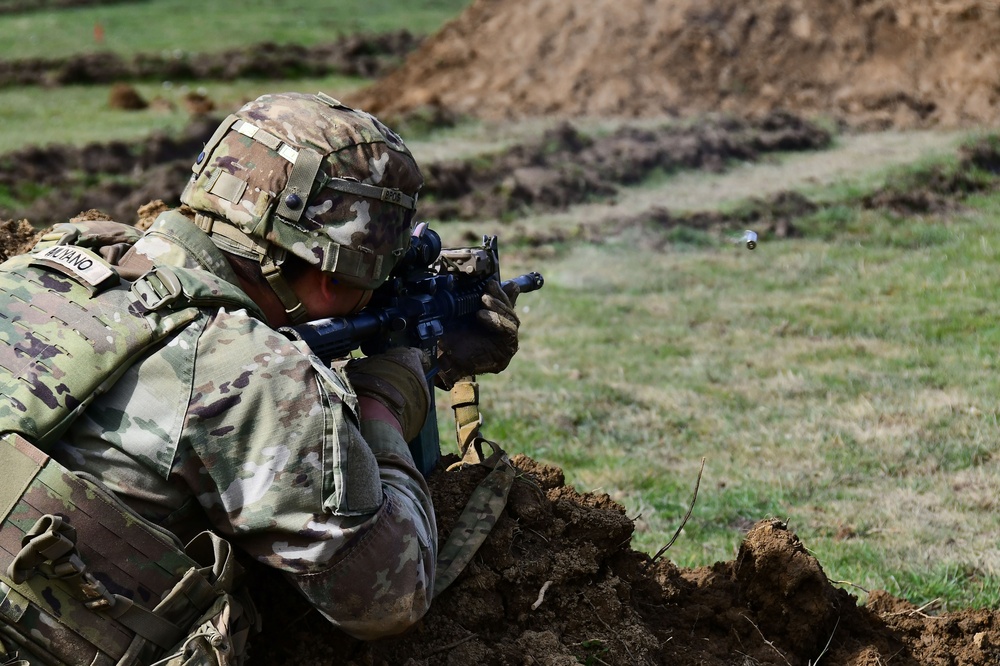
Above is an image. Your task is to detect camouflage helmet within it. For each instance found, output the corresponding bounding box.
[180,92,423,291]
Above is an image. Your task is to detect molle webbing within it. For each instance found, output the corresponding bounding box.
[0,253,261,448]
[322,176,416,211]
[0,434,210,665]
[0,254,169,448]
[0,227,258,665]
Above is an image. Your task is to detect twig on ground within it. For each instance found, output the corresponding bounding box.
[830,579,870,594]
[649,458,706,565]
[884,598,944,619]
[809,616,840,666]
[531,580,553,610]
[420,633,478,658]
[742,614,792,666]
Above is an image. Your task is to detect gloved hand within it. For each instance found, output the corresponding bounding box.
[436,279,520,389]
[344,347,430,442]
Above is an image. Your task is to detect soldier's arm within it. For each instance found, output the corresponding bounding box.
[181,311,437,639]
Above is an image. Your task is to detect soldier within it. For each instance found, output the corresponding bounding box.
[0,92,520,664]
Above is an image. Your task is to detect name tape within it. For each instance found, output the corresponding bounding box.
[31,246,118,290]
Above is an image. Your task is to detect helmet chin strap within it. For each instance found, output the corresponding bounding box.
[259,256,310,324]
[195,213,311,325]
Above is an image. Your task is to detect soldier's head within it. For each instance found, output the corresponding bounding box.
[180,92,423,324]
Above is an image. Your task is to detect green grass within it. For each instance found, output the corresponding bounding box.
[427,146,1000,612]
[0,0,480,152]
[0,75,369,152]
[0,0,473,60]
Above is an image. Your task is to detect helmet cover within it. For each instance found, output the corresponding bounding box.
[181,92,423,289]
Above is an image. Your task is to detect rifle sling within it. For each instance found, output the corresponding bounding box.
[434,379,516,598]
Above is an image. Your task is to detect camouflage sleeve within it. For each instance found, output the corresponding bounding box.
[176,308,437,639]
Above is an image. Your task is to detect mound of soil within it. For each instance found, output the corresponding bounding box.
[244,454,1000,666]
[420,111,830,223]
[351,0,1000,130]
[0,218,38,262]
[513,135,1000,254]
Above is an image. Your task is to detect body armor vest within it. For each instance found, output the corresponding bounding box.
[0,221,261,665]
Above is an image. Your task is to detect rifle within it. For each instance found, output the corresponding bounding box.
[286,223,544,475]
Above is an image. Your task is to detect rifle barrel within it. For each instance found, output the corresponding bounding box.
[505,272,544,294]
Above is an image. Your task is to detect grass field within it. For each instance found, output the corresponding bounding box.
[0,0,476,151]
[4,1,1000,614]
[457,146,1000,611]
[0,75,368,152]
[0,0,473,60]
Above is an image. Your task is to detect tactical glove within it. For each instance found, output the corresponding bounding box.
[436,279,520,389]
[345,347,431,442]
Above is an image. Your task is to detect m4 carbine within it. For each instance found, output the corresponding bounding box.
[286,223,544,475]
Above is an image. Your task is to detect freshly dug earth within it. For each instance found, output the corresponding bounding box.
[247,455,1000,666]
[418,111,830,223]
[352,0,1000,130]
[0,31,420,88]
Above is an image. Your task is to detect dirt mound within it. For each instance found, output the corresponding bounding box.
[0,218,38,262]
[351,0,1000,130]
[0,116,219,227]
[244,455,1000,666]
[420,111,830,223]
[511,135,1000,254]
[107,83,147,110]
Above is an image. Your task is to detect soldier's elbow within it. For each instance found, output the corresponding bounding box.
[322,590,432,640]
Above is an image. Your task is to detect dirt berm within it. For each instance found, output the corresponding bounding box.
[351,0,1000,130]
[247,454,1000,666]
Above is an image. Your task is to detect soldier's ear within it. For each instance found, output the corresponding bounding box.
[318,273,338,304]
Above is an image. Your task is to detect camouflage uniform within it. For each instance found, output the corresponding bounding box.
[14,209,438,642]
[0,94,504,663]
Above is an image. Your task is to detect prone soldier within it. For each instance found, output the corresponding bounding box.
[0,92,521,665]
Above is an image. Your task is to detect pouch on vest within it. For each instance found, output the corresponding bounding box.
[0,433,258,666]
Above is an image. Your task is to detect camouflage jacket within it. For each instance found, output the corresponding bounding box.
[39,211,437,640]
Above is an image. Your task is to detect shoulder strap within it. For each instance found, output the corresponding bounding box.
[131,264,263,320]
[433,378,517,598]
